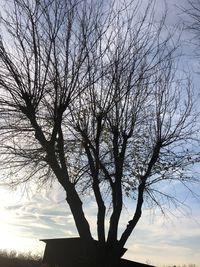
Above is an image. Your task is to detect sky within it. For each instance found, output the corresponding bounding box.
[0,181,199,266]
[0,0,200,266]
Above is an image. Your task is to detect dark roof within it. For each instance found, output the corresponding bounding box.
[40,238,156,267]
[41,237,81,243]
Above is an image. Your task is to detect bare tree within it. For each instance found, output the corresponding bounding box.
[182,0,200,61]
[0,0,198,266]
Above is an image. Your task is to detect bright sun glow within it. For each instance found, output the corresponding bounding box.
[0,187,44,255]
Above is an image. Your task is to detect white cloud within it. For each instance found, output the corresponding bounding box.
[124,241,200,267]
[0,183,79,255]
[1,180,199,266]
[121,208,200,266]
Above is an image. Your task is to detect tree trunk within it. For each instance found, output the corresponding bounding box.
[86,241,125,267]
[119,181,145,248]
[107,183,123,245]
[65,183,93,242]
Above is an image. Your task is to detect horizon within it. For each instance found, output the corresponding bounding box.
[0,181,199,266]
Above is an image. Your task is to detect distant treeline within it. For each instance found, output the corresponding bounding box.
[0,250,41,267]
[0,250,198,267]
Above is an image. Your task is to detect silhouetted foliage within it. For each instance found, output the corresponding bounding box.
[0,250,41,267]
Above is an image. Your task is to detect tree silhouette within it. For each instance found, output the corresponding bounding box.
[0,0,198,266]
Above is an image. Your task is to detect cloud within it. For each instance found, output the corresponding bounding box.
[124,241,200,266]
[120,207,200,266]
[0,183,80,255]
[1,175,200,266]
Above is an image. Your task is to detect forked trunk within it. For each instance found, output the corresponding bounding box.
[81,240,126,267]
